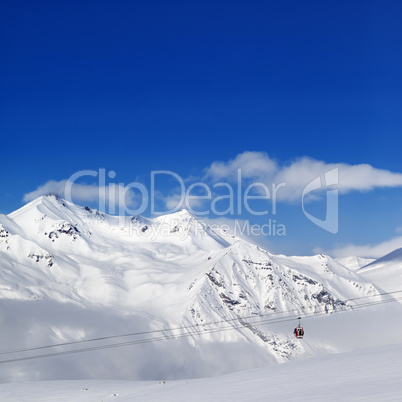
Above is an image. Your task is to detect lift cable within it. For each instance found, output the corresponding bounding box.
[1,289,400,357]
[0,291,401,364]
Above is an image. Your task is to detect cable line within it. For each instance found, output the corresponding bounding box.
[1,288,400,356]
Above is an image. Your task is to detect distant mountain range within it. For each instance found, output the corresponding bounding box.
[0,195,401,380]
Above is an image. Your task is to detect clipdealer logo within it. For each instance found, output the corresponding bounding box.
[62,167,339,235]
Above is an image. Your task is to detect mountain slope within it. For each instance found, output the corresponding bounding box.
[335,256,375,271]
[358,248,402,292]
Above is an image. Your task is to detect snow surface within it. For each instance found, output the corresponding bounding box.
[1,343,401,401]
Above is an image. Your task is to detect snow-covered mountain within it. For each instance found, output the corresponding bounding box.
[0,195,398,381]
[357,248,402,292]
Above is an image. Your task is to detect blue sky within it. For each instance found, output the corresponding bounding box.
[1,0,402,257]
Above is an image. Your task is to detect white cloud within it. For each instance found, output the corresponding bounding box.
[23,180,139,211]
[320,236,402,259]
[24,152,402,219]
[205,152,402,202]
[205,151,277,182]
[338,163,402,192]
[23,180,70,203]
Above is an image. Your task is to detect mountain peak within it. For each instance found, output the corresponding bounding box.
[155,208,195,219]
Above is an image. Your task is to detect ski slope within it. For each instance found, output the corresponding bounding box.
[1,342,401,401]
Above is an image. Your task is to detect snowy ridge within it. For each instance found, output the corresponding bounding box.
[357,248,402,292]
